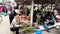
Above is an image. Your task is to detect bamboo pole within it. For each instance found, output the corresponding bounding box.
[30,0,34,27]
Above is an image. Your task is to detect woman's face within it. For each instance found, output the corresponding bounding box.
[16,15,20,19]
[20,9,23,11]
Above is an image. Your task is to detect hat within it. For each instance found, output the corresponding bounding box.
[56,15,60,19]
[15,9,21,14]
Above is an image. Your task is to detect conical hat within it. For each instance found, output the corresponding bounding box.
[15,9,21,14]
[56,15,60,19]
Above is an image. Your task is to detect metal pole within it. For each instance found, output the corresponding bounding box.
[30,0,34,27]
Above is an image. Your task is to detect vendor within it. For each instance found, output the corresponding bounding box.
[10,14,21,34]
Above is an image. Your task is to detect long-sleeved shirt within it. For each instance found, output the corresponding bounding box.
[10,18,20,28]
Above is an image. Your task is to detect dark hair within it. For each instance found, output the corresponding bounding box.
[20,7,23,9]
[15,14,20,16]
[17,4,19,6]
[51,12,54,16]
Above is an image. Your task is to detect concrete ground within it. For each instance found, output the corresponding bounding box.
[0,15,60,34]
[0,15,13,34]
[42,29,60,34]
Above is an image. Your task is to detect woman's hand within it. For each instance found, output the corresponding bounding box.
[45,21,49,24]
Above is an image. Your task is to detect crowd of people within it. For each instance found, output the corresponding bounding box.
[33,5,60,32]
[0,3,60,34]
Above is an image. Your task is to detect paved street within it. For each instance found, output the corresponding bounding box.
[0,15,60,34]
[0,15,13,34]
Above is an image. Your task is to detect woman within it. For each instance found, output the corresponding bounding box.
[10,14,21,34]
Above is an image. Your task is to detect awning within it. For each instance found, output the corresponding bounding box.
[15,0,60,5]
